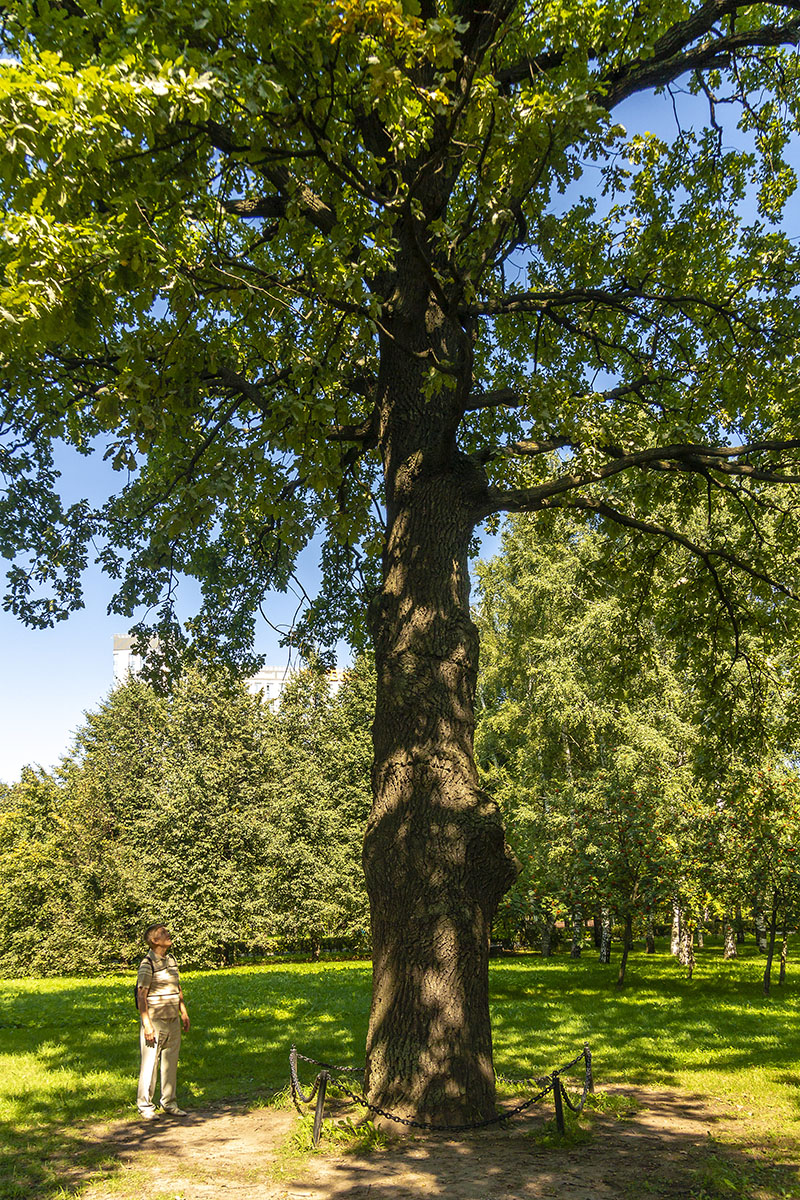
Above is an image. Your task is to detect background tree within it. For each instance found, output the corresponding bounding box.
[5,0,800,1119]
[262,659,374,957]
[0,663,374,975]
[475,508,800,985]
[475,511,696,972]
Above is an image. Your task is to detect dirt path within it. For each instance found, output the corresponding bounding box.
[74,1087,799,1200]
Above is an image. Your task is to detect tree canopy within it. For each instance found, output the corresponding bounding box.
[4,0,800,1121]
[3,0,800,649]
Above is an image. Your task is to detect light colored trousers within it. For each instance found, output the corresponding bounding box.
[137,1013,182,1114]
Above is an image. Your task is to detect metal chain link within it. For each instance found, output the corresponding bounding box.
[559,1064,592,1116]
[294,1049,364,1075]
[327,1073,554,1132]
[290,1044,591,1134]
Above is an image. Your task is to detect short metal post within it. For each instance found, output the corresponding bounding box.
[552,1072,565,1134]
[584,1044,594,1094]
[312,1071,329,1147]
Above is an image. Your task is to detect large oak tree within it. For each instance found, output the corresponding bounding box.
[4,0,800,1122]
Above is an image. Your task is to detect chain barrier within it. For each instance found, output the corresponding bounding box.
[558,1045,593,1116]
[289,1043,593,1145]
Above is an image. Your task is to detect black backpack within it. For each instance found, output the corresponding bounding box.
[134,953,156,1011]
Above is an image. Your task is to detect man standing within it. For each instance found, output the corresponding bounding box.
[136,924,191,1119]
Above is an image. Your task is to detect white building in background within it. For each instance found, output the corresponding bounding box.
[112,636,345,707]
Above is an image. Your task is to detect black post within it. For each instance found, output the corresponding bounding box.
[584,1044,594,1094]
[552,1072,565,1134]
[312,1072,329,1147]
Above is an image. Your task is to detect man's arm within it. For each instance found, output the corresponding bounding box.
[178,988,190,1033]
[137,986,156,1046]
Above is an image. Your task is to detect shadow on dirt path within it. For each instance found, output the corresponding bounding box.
[70,1087,800,1200]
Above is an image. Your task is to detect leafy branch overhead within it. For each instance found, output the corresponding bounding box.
[2,0,800,650]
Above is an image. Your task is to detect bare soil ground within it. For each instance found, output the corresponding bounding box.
[71,1086,800,1200]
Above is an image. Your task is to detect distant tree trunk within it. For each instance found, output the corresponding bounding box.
[763,899,779,995]
[541,912,555,957]
[723,914,737,959]
[645,910,655,954]
[696,912,705,949]
[616,913,633,986]
[685,928,696,980]
[599,906,612,963]
[670,901,682,956]
[571,904,583,958]
[779,922,787,986]
[735,903,746,944]
[755,904,768,953]
[592,908,602,949]
[678,920,693,968]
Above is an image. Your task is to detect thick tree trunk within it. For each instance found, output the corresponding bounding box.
[363,455,518,1124]
[592,908,602,949]
[723,913,737,959]
[755,904,768,954]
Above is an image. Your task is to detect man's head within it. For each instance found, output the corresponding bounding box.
[144,924,173,953]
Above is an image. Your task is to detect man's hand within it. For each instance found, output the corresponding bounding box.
[143,1021,157,1047]
[181,1008,190,1033]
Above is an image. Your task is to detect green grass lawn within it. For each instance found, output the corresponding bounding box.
[1,940,798,1199]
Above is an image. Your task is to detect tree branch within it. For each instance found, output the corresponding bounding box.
[206,123,338,238]
[326,406,379,446]
[557,495,800,604]
[463,387,525,411]
[210,364,292,418]
[494,3,800,102]
[601,16,800,109]
[221,197,287,220]
[476,438,800,517]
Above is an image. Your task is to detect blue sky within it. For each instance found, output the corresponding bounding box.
[0,527,317,784]
[0,85,790,784]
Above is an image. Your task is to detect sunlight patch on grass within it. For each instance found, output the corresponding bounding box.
[1,940,799,1197]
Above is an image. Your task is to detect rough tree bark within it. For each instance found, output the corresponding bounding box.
[723,913,737,959]
[362,269,519,1123]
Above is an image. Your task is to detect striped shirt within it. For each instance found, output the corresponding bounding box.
[137,953,181,1019]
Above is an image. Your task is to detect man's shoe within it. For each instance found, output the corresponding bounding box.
[139,1109,160,1120]
[163,1106,188,1116]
